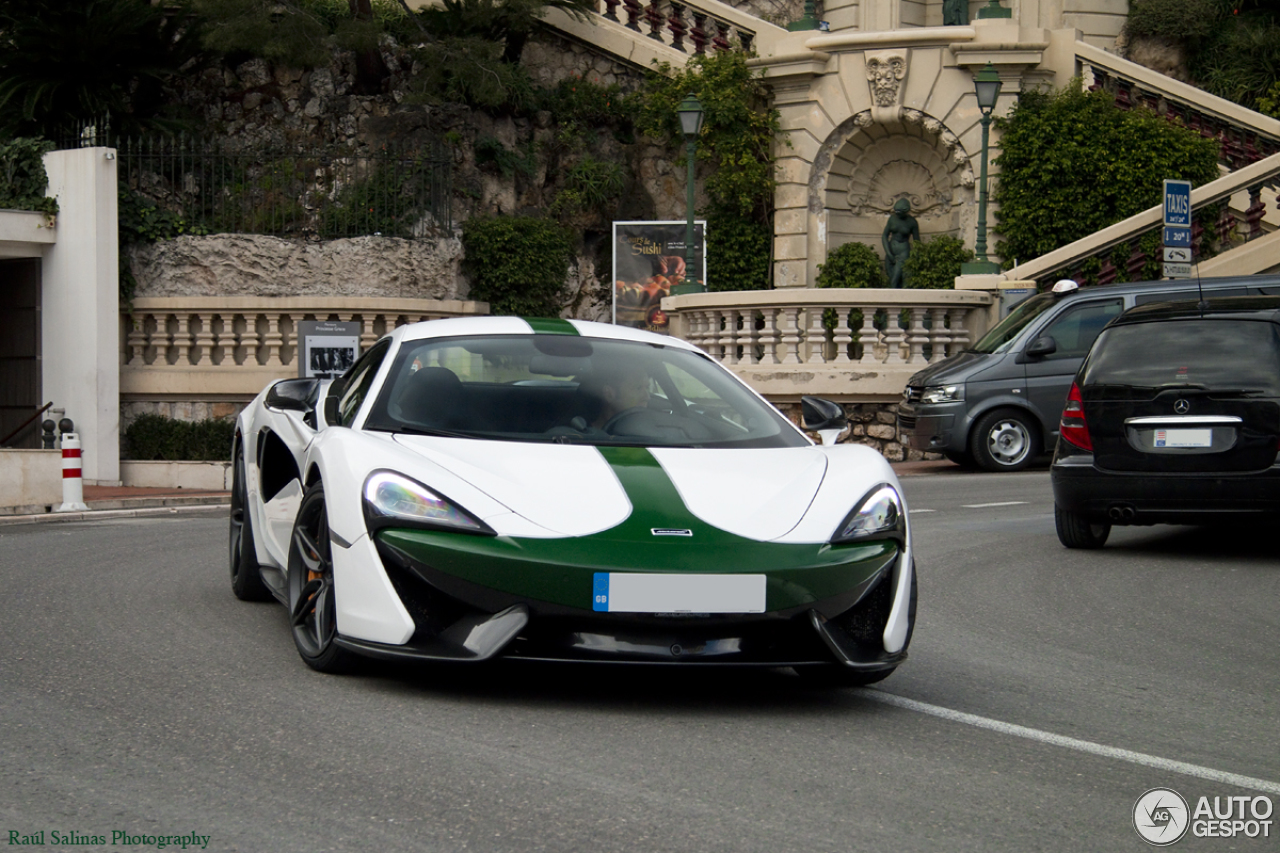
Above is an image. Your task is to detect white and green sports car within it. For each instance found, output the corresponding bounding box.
[229,316,916,683]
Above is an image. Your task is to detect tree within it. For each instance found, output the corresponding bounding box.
[992,85,1220,266]
[0,0,202,138]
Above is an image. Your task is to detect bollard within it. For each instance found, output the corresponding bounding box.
[41,419,56,449]
[55,432,89,512]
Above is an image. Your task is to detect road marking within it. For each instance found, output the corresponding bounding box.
[962,501,1028,508]
[908,509,936,513]
[866,691,1280,796]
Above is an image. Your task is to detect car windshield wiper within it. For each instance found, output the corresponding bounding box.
[370,424,470,438]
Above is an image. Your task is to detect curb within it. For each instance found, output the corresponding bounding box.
[0,501,228,527]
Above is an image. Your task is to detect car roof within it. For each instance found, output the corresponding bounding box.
[1113,295,1280,325]
[1051,273,1280,300]
[389,316,702,351]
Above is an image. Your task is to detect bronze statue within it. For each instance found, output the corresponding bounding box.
[882,198,919,289]
[943,0,969,26]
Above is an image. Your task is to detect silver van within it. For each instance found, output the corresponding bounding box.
[897,275,1280,471]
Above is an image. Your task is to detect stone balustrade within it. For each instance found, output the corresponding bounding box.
[121,296,488,398]
[661,288,996,401]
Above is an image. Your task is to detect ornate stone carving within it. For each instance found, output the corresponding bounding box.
[865,51,907,108]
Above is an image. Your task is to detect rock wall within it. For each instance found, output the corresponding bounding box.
[775,401,942,461]
[128,234,466,300]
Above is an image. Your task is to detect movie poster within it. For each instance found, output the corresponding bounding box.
[612,220,706,333]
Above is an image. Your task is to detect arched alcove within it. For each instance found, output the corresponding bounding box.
[809,109,975,270]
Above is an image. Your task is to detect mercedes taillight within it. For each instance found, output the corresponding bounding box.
[1060,381,1092,451]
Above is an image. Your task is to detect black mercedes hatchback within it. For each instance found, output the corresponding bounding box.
[1051,295,1280,548]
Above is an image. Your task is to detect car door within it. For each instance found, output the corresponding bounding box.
[1022,298,1124,442]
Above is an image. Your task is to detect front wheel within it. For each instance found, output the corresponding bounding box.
[972,409,1039,472]
[1055,504,1111,549]
[229,440,271,602]
[288,481,357,673]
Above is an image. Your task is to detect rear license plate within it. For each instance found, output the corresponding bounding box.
[592,573,766,613]
[1154,428,1212,448]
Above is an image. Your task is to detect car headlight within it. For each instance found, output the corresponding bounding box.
[832,484,905,544]
[920,384,964,404]
[363,471,494,536]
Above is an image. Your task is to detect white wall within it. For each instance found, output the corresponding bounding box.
[41,148,119,485]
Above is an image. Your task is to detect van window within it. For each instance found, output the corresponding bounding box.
[1036,299,1123,359]
[1083,319,1280,395]
[970,293,1058,354]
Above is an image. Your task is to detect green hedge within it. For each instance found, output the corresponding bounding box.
[123,414,236,461]
[461,215,574,316]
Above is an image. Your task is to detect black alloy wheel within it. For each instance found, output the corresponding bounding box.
[229,439,272,602]
[1054,504,1111,549]
[972,408,1039,472]
[288,481,356,673]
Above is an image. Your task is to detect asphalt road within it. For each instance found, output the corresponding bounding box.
[2,471,1277,852]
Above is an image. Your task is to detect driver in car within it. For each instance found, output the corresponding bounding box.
[587,362,652,429]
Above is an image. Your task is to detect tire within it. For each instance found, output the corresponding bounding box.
[795,565,917,688]
[287,481,358,673]
[229,439,272,602]
[1055,504,1111,549]
[972,409,1039,472]
[944,449,977,469]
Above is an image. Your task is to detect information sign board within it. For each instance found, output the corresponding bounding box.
[1163,262,1192,279]
[1163,179,1192,228]
[1163,227,1192,248]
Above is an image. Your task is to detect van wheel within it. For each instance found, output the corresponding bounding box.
[1055,504,1111,549]
[972,409,1038,472]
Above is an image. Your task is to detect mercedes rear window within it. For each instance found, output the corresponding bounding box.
[1081,319,1280,395]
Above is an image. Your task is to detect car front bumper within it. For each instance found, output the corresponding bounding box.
[334,528,910,670]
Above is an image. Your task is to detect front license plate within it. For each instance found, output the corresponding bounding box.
[592,573,766,613]
[1154,428,1212,448]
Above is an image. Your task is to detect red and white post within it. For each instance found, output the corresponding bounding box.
[56,433,89,512]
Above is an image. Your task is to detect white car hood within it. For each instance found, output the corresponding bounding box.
[392,436,836,542]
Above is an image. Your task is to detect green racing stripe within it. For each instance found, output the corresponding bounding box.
[521,317,579,335]
[376,446,895,612]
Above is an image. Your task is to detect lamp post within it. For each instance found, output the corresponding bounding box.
[961,63,1003,275]
[672,93,705,296]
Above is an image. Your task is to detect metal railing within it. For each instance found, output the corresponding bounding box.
[62,130,453,240]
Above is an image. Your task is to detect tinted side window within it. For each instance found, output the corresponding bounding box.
[331,341,390,427]
[1038,299,1123,359]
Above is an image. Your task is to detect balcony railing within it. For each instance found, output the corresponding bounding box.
[121,297,488,398]
[662,288,996,400]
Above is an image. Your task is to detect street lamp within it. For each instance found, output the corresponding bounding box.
[961,63,1004,275]
[672,93,705,296]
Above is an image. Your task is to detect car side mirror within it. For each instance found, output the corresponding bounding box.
[801,396,848,446]
[265,378,319,413]
[1025,336,1057,359]
[323,393,341,427]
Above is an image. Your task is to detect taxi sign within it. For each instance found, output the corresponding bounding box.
[1163,226,1192,247]
[1163,179,1192,227]
[1163,246,1191,263]
[1163,262,1191,279]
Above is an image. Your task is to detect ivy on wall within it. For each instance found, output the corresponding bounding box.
[993,84,1220,268]
[461,215,575,316]
[0,137,58,217]
[637,52,782,292]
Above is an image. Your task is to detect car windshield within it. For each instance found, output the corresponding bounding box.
[969,292,1058,354]
[362,334,809,448]
[1082,319,1280,396]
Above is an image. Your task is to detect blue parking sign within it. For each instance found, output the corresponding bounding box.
[1163,226,1192,248]
[1163,179,1192,228]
